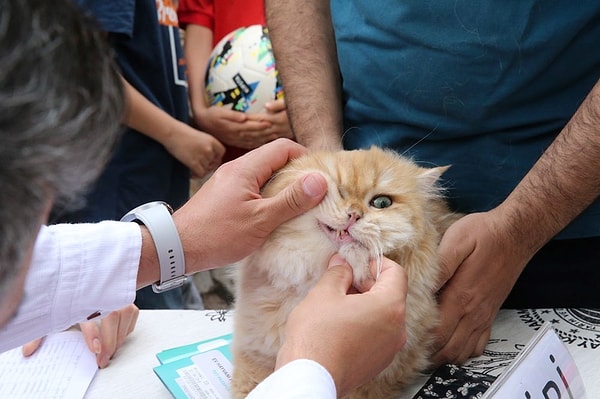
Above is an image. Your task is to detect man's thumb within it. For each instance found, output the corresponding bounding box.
[269,172,327,223]
[316,255,354,294]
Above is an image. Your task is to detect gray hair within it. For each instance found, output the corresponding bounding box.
[0,0,125,295]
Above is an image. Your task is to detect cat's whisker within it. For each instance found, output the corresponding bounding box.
[364,237,384,280]
[399,123,439,157]
[375,252,383,280]
[372,242,384,280]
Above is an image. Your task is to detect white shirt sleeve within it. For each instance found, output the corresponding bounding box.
[246,359,337,399]
[0,222,140,352]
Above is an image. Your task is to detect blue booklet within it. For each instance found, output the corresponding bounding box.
[154,333,234,399]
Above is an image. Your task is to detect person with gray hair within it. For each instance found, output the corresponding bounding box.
[0,1,409,396]
[0,0,134,364]
[0,0,124,294]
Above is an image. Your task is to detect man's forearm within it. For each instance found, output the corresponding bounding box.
[497,79,600,255]
[266,0,343,150]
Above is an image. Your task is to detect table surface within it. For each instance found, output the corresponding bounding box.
[85,308,600,398]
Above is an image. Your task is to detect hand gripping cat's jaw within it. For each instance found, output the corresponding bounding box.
[317,219,376,291]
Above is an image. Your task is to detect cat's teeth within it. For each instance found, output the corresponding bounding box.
[318,222,354,244]
[337,230,351,240]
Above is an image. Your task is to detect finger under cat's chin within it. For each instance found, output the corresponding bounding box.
[353,276,376,293]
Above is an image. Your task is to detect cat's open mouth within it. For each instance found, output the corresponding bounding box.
[318,222,356,246]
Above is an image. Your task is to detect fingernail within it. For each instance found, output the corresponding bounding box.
[99,355,110,369]
[302,174,326,197]
[92,338,101,354]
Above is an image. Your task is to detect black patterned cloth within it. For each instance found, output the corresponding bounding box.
[411,364,496,399]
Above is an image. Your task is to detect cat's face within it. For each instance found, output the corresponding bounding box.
[262,147,446,290]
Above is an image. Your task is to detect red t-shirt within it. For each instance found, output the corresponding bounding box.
[178,0,266,45]
[178,0,267,161]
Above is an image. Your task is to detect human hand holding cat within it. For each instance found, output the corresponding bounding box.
[171,138,328,274]
[431,210,530,365]
[275,254,408,398]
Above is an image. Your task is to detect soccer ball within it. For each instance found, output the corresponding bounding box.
[205,25,284,114]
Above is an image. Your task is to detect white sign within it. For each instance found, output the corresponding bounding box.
[483,322,587,398]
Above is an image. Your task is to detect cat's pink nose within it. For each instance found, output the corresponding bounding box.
[346,211,361,226]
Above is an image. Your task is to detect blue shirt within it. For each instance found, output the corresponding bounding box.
[69,0,190,218]
[331,1,600,239]
[68,0,191,309]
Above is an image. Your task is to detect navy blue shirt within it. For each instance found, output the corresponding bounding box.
[70,0,190,219]
[331,1,600,239]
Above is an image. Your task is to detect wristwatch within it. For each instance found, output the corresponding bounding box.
[121,201,187,293]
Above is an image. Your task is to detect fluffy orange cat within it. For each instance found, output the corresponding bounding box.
[231,147,460,398]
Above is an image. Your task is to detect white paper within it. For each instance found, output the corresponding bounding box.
[482,322,587,398]
[189,349,232,398]
[0,331,98,399]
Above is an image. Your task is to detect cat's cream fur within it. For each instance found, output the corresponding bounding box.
[231,147,460,398]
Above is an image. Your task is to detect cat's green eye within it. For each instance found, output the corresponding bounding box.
[370,195,393,209]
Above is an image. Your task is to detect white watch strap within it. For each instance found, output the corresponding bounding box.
[121,201,187,293]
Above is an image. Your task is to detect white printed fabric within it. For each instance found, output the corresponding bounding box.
[402,308,600,398]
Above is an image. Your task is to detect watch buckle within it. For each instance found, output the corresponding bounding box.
[152,275,188,293]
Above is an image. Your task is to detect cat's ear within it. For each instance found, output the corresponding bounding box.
[417,165,450,190]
